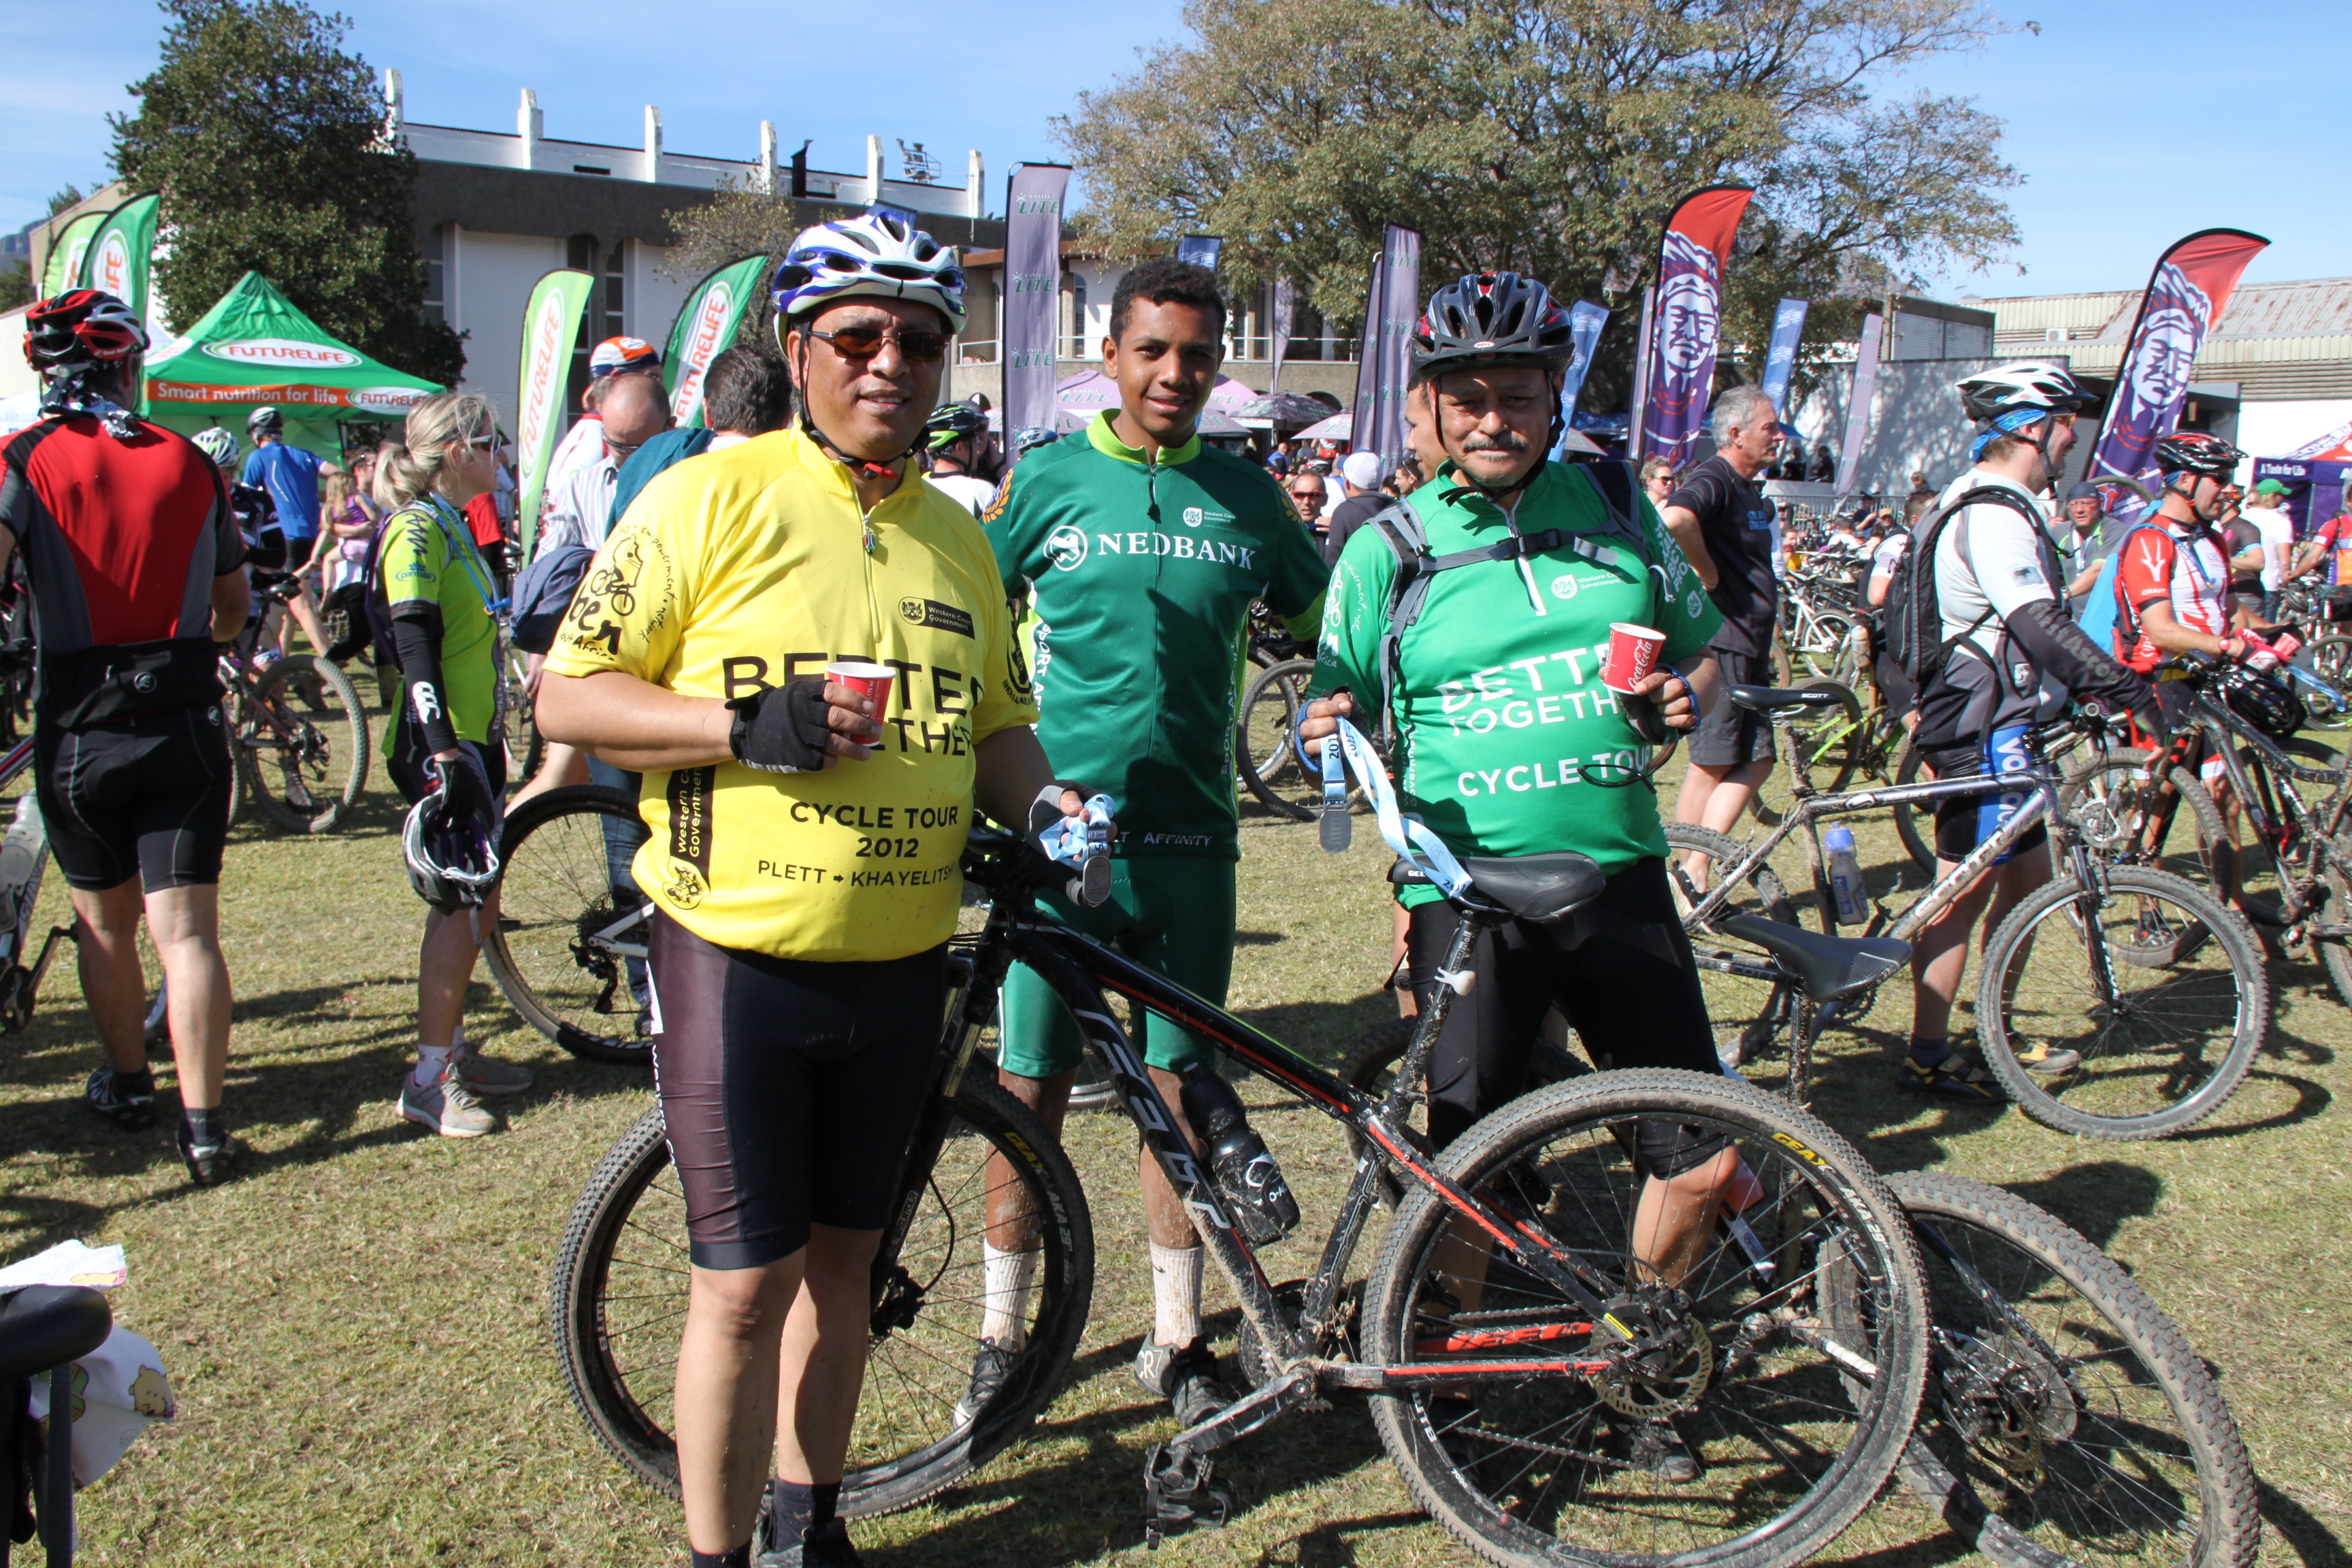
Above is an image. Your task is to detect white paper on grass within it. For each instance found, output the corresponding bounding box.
[0,1240,127,1292]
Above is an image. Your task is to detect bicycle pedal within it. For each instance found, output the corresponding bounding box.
[1142,1442,1232,1548]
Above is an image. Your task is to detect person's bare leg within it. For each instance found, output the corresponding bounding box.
[144,883,231,1111]
[70,881,150,1076]
[506,740,593,814]
[283,588,331,659]
[1138,1064,1209,1249]
[772,1225,884,1486]
[415,885,496,1058]
[675,1256,801,1556]
[1908,860,2001,1044]
[988,1066,1074,1243]
[1675,758,1774,885]
[1631,1147,1742,1286]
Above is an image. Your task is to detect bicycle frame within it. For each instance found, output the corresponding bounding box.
[876,846,1670,1426]
[0,733,76,1030]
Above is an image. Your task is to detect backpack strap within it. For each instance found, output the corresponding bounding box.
[1911,486,2032,678]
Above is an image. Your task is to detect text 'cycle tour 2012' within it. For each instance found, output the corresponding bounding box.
[1,0,2349,1563]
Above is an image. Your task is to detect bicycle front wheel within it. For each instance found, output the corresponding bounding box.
[242,654,368,832]
[551,1081,1094,1516]
[1888,1171,2258,1568]
[1362,1068,1929,1568]
[1235,657,1316,821]
[1976,867,2268,1139]
[485,785,655,1065]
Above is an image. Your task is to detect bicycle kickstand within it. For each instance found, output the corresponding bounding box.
[1142,1442,1232,1548]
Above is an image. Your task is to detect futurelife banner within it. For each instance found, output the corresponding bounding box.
[80,194,173,358]
[41,210,108,299]
[1759,298,1810,415]
[514,268,595,552]
[1639,185,1754,466]
[2087,229,2269,526]
[1269,277,1296,393]
[663,256,767,429]
[1176,235,1222,272]
[1349,225,1421,474]
[1003,164,1072,449]
[1550,301,1609,459]
[1834,312,1884,502]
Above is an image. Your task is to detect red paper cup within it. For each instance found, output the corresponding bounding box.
[826,660,896,721]
[1603,623,1667,693]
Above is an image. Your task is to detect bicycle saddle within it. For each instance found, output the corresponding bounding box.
[1718,914,1910,1002]
[0,1286,112,1382]
[1390,852,1605,924]
[1725,685,1846,713]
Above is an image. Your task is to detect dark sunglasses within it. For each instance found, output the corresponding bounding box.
[808,324,951,365]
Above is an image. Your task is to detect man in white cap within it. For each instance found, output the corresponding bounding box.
[539,337,666,551]
[1322,448,1388,566]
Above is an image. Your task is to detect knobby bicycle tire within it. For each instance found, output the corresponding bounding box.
[1975,866,2268,1140]
[1336,1015,1583,1205]
[485,785,655,1065]
[2213,735,2340,930]
[1891,738,1936,874]
[1886,1171,2258,1568]
[551,1083,1095,1516]
[2315,840,2352,1011]
[1236,657,1318,821]
[1362,1068,1930,1568]
[242,654,369,833]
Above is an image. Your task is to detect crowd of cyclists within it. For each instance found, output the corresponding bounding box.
[5,203,2349,1564]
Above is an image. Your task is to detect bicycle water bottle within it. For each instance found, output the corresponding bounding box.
[1178,1066,1301,1244]
[0,798,44,893]
[1824,825,1867,926]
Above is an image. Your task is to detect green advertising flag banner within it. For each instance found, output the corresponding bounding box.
[78,195,161,327]
[664,256,768,429]
[516,268,595,553]
[41,210,110,298]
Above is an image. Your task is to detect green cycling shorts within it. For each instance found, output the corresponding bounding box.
[996,856,1236,1079]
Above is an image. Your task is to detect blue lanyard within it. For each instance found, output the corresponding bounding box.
[2174,527,2218,590]
[410,497,507,618]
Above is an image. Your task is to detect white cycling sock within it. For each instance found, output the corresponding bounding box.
[1149,1242,1203,1348]
[451,1023,467,1056]
[979,1241,1037,1349]
[413,1044,453,1088]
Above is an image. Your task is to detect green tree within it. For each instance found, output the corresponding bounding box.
[110,0,463,385]
[1,188,89,309]
[1058,0,2021,409]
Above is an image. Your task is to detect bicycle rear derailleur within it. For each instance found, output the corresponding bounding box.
[1142,1442,1232,1548]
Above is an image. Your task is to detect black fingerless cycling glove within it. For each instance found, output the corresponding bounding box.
[726,677,834,772]
[1619,688,1670,745]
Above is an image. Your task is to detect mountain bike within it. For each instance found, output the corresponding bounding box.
[482,784,652,1065]
[2061,652,2352,1007]
[1772,564,1864,687]
[1335,871,2258,1567]
[553,825,1936,1567]
[220,569,369,832]
[1672,687,2268,1140]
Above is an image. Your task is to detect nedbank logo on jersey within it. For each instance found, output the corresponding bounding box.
[1051,529,1259,572]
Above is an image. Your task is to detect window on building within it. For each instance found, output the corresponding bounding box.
[1064,271,1089,360]
[566,233,597,419]
[604,242,627,341]
[1294,302,1325,362]
[421,226,446,325]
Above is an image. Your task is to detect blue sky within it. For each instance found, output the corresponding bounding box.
[4,0,2333,299]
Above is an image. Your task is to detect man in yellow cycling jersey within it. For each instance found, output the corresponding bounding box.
[537,211,1090,1568]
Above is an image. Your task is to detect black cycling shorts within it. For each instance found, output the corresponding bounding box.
[35,706,233,892]
[649,911,946,1271]
[387,708,508,806]
[282,534,317,572]
[1689,648,1777,768]
[1926,736,2050,864]
[1405,855,1730,1176]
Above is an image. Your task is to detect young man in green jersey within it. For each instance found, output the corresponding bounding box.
[1300,272,1740,1482]
[975,257,1330,1428]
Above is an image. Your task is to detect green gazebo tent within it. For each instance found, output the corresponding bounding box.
[140,272,443,459]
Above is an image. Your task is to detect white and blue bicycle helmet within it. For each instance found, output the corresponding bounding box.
[191,427,240,467]
[402,780,502,913]
[770,210,966,331]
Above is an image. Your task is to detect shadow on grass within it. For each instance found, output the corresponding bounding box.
[1232,992,1401,1071]
[2257,1477,2352,1567]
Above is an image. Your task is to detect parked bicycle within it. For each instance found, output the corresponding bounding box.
[220,568,369,833]
[482,783,651,1065]
[554,822,1938,1567]
[1670,686,2268,1140]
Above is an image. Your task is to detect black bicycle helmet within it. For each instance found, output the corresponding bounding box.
[2215,659,2306,741]
[924,401,988,451]
[1955,361,2094,424]
[2151,430,2246,480]
[1411,273,1575,380]
[247,405,286,437]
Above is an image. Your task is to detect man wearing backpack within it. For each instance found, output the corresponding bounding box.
[1301,272,1737,1481]
[1894,363,2161,1099]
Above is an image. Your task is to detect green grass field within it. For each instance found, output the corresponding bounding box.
[2,732,2347,1567]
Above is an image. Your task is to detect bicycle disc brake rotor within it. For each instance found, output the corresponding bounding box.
[1585,1291,1715,1416]
[1940,1330,2078,1479]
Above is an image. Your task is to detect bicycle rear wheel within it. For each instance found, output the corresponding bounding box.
[1976,867,2268,1139]
[1891,737,1937,874]
[1362,1069,1929,1568]
[241,654,368,832]
[1663,824,1804,1068]
[1888,1171,2258,1568]
[1236,657,1316,820]
[551,1081,1094,1516]
[485,785,655,1065]
[1337,1015,1583,1205]
[1748,679,1861,825]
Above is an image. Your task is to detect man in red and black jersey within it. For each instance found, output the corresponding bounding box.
[0,291,253,1186]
